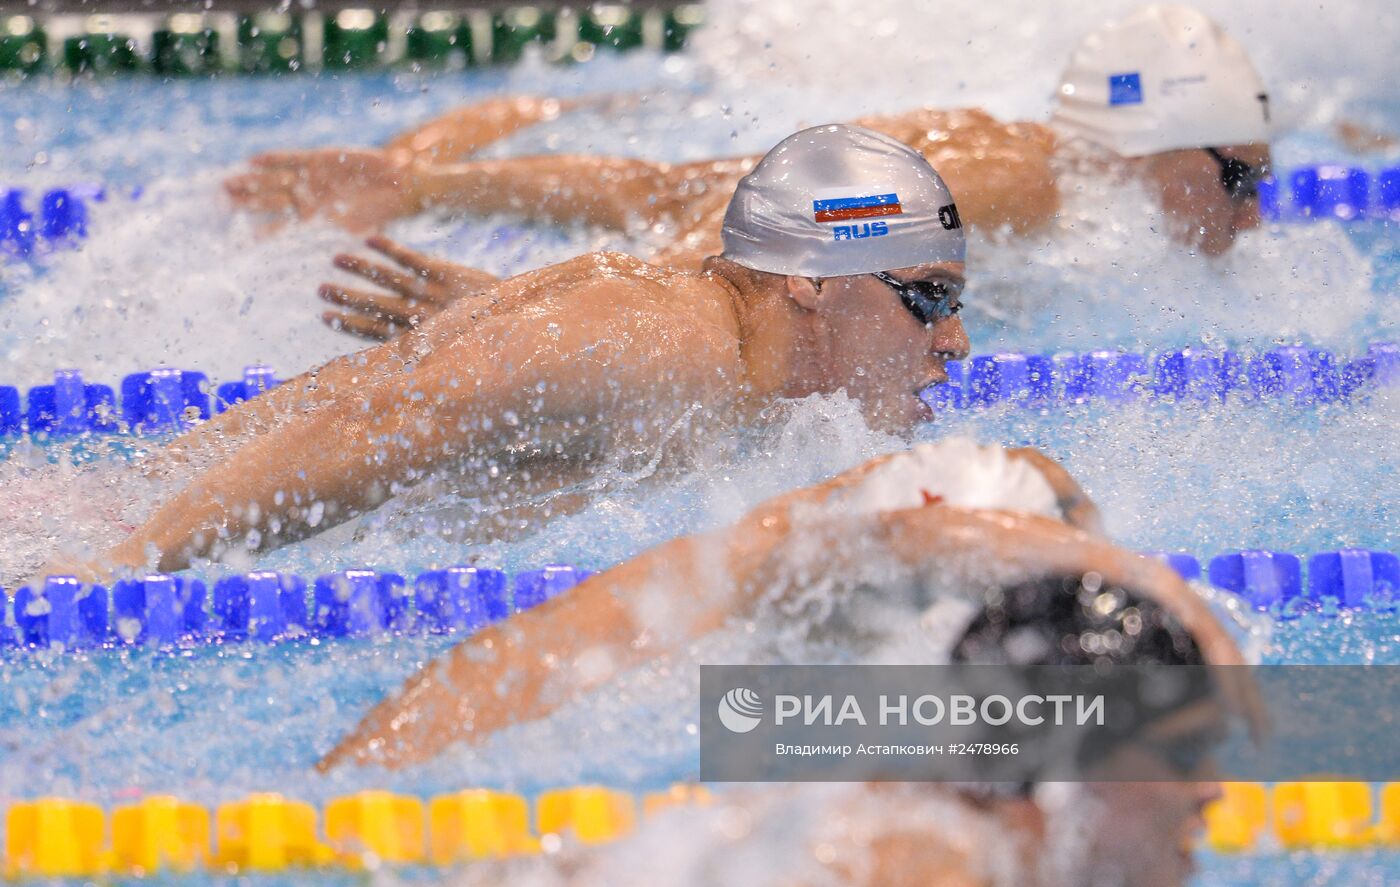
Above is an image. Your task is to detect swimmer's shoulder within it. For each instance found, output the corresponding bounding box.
[535,251,741,346]
[855,106,1056,155]
[550,250,719,298]
[520,251,703,301]
[851,109,1059,235]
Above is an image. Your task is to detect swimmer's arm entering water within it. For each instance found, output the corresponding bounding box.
[382,96,582,164]
[68,256,732,579]
[405,155,752,234]
[318,472,1168,773]
[229,144,750,237]
[225,97,581,230]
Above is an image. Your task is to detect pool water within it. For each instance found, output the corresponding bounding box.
[2,0,1399,883]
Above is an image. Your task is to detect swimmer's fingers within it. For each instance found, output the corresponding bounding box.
[318,284,427,327]
[321,310,399,342]
[364,236,444,281]
[366,235,500,304]
[333,253,425,297]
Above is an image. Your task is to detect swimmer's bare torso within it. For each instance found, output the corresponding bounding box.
[41,252,749,581]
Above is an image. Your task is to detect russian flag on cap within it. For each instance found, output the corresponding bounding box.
[813,187,903,223]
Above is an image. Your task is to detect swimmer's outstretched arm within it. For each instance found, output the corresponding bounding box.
[407,155,752,233]
[225,97,581,230]
[319,479,1194,772]
[382,96,581,164]
[228,145,750,236]
[399,104,1048,235]
[67,257,727,579]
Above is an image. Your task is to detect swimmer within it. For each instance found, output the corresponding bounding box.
[321,437,1259,770]
[321,439,1258,887]
[33,124,979,583]
[228,5,1274,339]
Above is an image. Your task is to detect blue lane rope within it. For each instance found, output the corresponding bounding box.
[1,162,1398,257]
[1,185,110,257]
[1,366,278,437]
[923,342,1399,413]
[1,564,592,651]
[1,552,1395,653]
[1259,165,1400,222]
[1,342,1395,440]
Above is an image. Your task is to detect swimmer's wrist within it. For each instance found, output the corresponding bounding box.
[397,156,432,212]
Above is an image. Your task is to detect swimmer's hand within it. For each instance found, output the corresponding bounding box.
[224,149,424,233]
[319,235,500,340]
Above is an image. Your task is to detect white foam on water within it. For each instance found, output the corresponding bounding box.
[691,0,1400,130]
[964,168,1393,353]
[0,174,357,387]
[0,7,1398,860]
[930,388,1400,556]
[0,442,168,585]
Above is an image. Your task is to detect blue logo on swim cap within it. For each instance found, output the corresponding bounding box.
[1108,72,1143,106]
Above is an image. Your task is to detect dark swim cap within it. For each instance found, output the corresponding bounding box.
[952,572,1205,668]
[951,573,1215,787]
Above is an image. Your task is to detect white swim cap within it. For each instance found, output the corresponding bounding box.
[1050,5,1270,157]
[721,124,966,278]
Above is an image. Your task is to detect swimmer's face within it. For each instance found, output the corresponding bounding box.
[1140,143,1272,256]
[791,262,970,431]
[1081,700,1227,887]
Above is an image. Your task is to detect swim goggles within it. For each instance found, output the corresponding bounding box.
[1204,148,1268,202]
[871,271,963,326]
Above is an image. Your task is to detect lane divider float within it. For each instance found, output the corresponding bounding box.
[3,780,1396,877]
[0,5,705,78]
[1,548,1395,655]
[2,784,709,877]
[1206,782,1400,853]
[3,161,1396,258]
[0,564,592,651]
[924,342,1400,412]
[1,342,1395,440]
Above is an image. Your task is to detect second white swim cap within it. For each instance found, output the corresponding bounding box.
[1050,5,1270,157]
[721,124,966,278]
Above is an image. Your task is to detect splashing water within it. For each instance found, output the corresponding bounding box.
[0,3,1398,883]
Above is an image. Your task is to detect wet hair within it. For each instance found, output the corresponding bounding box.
[949,573,1213,792]
[951,572,1205,668]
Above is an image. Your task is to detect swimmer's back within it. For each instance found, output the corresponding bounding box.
[855,107,1060,235]
[425,251,734,333]
[417,251,745,408]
